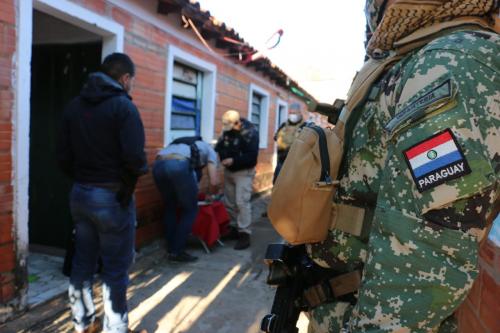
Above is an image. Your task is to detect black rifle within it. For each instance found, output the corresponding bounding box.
[260,244,306,333]
[261,243,343,333]
[260,244,361,333]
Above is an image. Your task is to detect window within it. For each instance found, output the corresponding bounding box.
[170,62,202,139]
[251,92,262,128]
[248,83,270,149]
[165,45,216,144]
[276,99,288,130]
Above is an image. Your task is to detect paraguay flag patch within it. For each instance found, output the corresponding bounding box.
[403,129,471,193]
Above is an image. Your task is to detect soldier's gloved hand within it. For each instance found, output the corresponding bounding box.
[116,185,134,209]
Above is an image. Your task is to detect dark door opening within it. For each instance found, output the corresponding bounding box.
[29,10,102,249]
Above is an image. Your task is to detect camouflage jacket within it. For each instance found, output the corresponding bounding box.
[274,120,304,161]
[309,29,500,270]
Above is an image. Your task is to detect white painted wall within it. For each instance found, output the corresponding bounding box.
[33,0,124,58]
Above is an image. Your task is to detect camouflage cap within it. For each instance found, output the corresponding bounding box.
[365,0,388,33]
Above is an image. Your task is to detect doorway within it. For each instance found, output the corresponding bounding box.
[27,9,102,306]
[29,10,102,250]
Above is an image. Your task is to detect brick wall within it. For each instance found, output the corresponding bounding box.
[0,0,16,304]
[457,239,500,333]
[0,0,309,306]
[70,0,308,244]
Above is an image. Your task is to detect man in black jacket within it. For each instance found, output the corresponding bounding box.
[57,53,147,333]
[215,110,259,250]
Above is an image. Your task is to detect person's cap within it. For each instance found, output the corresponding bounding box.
[222,110,240,131]
[289,102,301,111]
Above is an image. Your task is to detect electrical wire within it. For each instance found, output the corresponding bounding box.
[182,15,282,60]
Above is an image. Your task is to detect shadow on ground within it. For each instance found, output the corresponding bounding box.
[1,195,310,333]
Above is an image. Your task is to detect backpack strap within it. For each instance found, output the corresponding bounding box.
[171,136,203,171]
[309,125,332,184]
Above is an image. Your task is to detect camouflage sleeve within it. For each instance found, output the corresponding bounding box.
[383,30,499,233]
[349,31,499,332]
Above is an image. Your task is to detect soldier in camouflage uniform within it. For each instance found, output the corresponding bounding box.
[307,0,499,332]
[273,102,305,182]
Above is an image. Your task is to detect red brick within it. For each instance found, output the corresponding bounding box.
[131,19,154,41]
[0,213,12,244]
[125,44,166,72]
[0,281,15,302]
[0,57,12,89]
[481,269,500,302]
[0,167,10,182]
[134,67,165,92]
[0,271,14,285]
[133,89,164,110]
[111,6,133,30]
[457,302,487,333]
[0,157,11,173]
[0,23,16,56]
[480,241,496,268]
[0,1,15,25]
[0,120,12,132]
[81,0,106,14]
[135,221,162,247]
[0,242,15,272]
[477,270,500,332]
[150,26,170,47]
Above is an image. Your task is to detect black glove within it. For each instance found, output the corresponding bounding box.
[116,174,138,209]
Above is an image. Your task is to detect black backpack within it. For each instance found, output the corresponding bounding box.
[171,136,204,180]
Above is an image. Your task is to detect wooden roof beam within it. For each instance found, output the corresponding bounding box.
[157,0,182,15]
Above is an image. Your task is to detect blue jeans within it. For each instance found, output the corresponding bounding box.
[153,159,198,255]
[69,183,135,333]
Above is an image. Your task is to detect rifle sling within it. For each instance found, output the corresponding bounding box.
[303,270,362,309]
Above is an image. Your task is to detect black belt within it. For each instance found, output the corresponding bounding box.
[80,182,121,191]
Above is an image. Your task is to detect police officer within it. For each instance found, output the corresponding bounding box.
[306,1,499,332]
[273,102,304,183]
[215,110,259,250]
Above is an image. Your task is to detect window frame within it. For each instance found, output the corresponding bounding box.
[247,83,270,149]
[170,62,203,136]
[165,45,216,144]
[275,98,288,132]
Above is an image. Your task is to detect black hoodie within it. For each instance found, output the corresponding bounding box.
[57,72,148,188]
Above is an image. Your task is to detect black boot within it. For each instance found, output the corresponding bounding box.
[234,232,250,250]
[221,226,239,240]
[168,252,198,263]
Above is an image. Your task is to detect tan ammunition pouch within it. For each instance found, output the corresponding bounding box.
[303,270,362,309]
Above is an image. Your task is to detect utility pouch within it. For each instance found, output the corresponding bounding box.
[268,125,342,244]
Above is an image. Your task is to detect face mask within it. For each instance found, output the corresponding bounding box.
[288,114,302,123]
